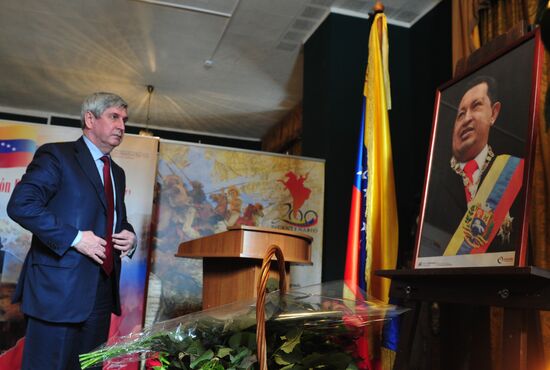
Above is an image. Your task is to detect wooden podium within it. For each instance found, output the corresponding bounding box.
[176,225,312,309]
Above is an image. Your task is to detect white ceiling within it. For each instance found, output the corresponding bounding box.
[0,0,441,141]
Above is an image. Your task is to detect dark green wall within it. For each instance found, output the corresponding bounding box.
[303,1,452,282]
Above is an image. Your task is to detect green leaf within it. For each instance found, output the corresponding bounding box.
[200,359,224,370]
[279,328,302,354]
[273,345,302,366]
[216,347,233,358]
[187,339,206,357]
[228,332,256,350]
[278,365,305,370]
[171,362,187,370]
[301,352,324,368]
[274,354,291,366]
[190,350,214,369]
[323,352,354,369]
[237,354,257,369]
[229,347,251,365]
[158,352,171,365]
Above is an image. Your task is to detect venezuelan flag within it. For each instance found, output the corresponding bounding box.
[0,125,37,168]
[344,12,399,370]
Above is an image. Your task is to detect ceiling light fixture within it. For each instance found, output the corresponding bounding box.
[133,0,240,69]
[139,85,155,137]
[132,0,231,18]
[204,0,242,68]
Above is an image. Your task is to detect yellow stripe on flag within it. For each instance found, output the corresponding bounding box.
[0,124,38,140]
[444,155,510,256]
[363,13,398,304]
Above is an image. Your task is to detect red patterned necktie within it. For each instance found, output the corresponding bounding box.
[100,156,114,275]
[463,159,478,203]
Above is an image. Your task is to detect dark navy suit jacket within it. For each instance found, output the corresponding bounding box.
[7,136,134,323]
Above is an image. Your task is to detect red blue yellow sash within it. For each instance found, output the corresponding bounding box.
[444,155,523,256]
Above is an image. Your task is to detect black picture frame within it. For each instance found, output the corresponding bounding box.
[413,29,543,268]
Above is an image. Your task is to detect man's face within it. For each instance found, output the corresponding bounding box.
[452,82,500,162]
[84,106,128,154]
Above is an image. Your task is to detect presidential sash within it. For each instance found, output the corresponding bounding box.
[444,155,524,256]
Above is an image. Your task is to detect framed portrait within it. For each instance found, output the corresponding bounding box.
[413,30,543,269]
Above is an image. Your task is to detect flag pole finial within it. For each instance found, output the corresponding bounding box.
[373,1,384,13]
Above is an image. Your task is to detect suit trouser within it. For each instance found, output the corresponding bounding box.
[21,271,114,370]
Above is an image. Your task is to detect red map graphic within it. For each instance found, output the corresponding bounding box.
[278,171,311,217]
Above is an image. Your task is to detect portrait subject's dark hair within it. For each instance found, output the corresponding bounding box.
[463,75,499,105]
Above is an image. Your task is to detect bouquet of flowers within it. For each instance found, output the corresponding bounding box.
[80,281,407,370]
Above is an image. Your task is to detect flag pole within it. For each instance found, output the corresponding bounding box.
[374,1,384,48]
[344,3,398,367]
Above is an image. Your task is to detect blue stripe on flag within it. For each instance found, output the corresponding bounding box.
[0,139,36,154]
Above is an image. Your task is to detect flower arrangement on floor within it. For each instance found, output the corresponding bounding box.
[80,281,406,370]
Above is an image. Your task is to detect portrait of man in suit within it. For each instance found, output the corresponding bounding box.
[414,33,543,269]
[7,92,137,369]
[417,65,533,266]
[442,76,523,256]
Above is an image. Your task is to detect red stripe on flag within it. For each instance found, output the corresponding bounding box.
[471,159,524,254]
[345,187,373,370]
[0,152,34,168]
[345,186,363,292]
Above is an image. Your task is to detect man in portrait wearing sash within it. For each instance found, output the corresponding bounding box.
[441,76,523,256]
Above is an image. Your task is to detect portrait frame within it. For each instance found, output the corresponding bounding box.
[413,29,543,269]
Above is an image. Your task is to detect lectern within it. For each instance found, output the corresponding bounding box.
[176,225,312,309]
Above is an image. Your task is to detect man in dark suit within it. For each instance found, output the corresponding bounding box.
[421,76,523,258]
[7,92,137,369]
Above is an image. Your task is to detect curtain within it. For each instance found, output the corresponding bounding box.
[452,0,550,367]
[452,0,483,74]
[478,0,530,44]
[531,10,550,360]
[261,103,302,155]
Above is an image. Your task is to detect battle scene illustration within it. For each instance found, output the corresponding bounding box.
[147,143,324,321]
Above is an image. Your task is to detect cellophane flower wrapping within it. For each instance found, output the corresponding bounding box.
[80,280,408,370]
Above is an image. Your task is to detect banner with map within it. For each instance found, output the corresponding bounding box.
[0,121,158,359]
[145,140,325,323]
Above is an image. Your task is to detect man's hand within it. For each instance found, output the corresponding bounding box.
[74,231,107,264]
[112,229,137,258]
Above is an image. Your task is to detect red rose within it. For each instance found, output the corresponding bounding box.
[145,356,162,369]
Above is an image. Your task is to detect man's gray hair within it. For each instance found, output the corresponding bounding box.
[80,92,128,128]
